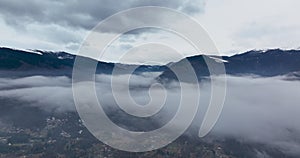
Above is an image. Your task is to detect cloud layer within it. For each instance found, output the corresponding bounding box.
[0,74,300,155]
[0,0,205,30]
[1,0,299,62]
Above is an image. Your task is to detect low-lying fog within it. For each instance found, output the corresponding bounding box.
[0,73,299,155]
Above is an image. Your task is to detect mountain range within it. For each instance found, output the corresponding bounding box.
[1,47,300,157]
[1,47,300,79]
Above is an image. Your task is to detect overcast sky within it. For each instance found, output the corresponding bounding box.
[0,0,299,64]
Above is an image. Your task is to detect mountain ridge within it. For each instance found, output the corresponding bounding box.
[1,47,300,78]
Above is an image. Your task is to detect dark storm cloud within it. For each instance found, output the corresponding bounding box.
[0,0,206,30]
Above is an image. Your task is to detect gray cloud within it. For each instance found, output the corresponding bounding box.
[0,0,205,30]
[0,0,206,54]
[1,0,299,60]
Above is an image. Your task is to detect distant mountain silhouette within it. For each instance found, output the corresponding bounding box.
[0,47,166,77]
[159,49,300,81]
[223,49,300,76]
[1,47,300,79]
